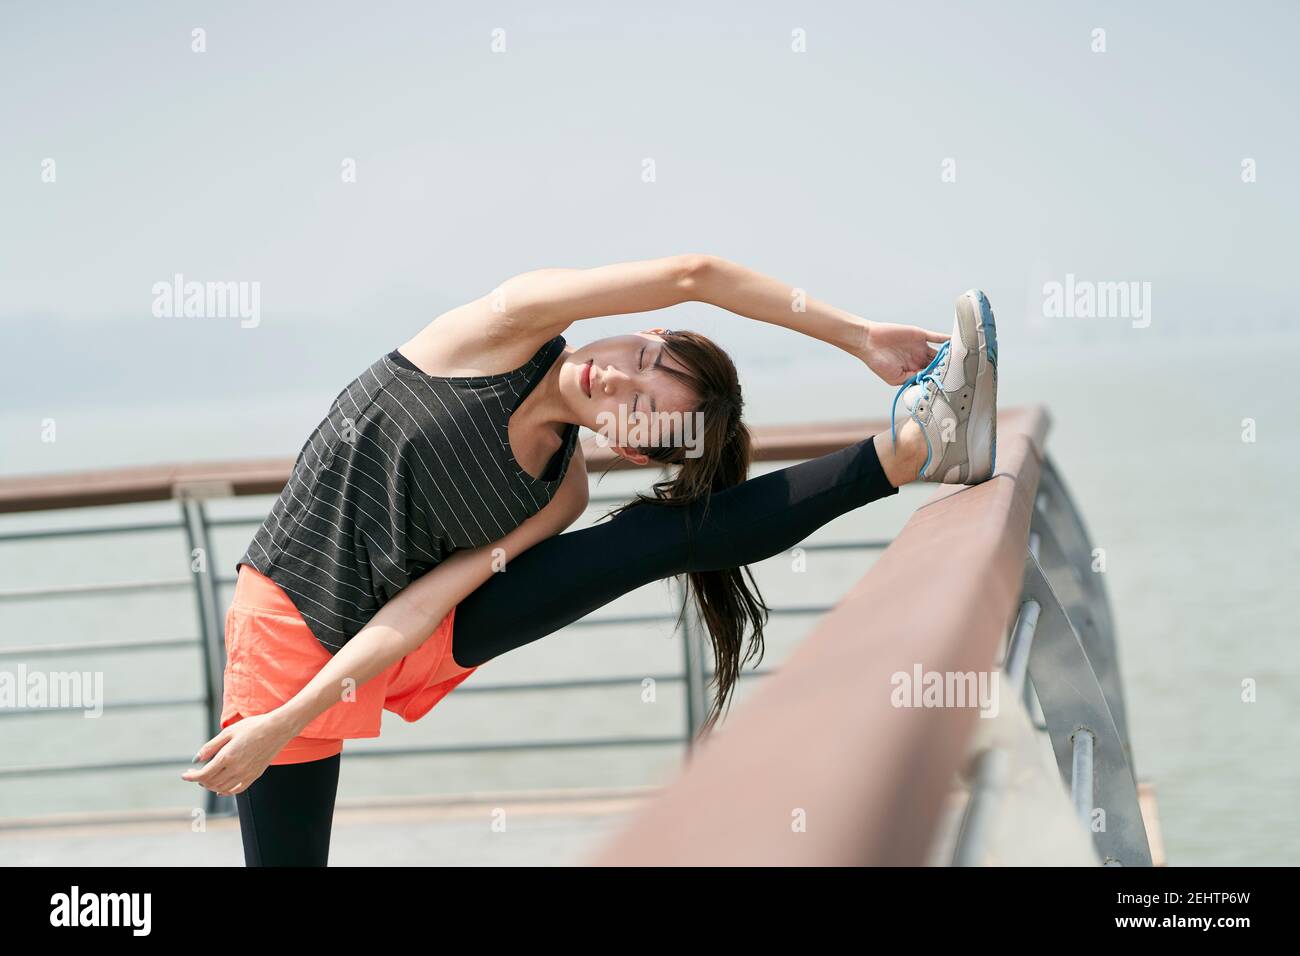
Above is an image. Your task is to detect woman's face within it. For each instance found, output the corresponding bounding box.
[562,330,699,455]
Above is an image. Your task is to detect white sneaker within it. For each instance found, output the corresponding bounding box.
[890,289,998,484]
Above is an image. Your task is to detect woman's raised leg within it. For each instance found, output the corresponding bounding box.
[451,428,921,666]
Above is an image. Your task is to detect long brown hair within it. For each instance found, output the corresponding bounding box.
[598,330,767,739]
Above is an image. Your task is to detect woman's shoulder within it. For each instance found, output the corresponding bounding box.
[397,299,560,378]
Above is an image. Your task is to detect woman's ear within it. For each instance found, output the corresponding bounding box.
[612,445,651,467]
[645,326,669,335]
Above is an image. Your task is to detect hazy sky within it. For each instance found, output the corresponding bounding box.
[3,0,1297,414]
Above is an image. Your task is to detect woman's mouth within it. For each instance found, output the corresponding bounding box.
[581,359,593,397]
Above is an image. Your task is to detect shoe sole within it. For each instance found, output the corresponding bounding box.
[956,290,998,482]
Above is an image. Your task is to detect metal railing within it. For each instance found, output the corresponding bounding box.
[0,422,891,818]
[586,406,1157,866]
[0,410,1153,865]
[950,471,1151,866]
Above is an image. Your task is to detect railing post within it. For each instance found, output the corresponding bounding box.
[675,574,710,753]
[654,459,710,754]
[1071,727,1096,826]
[177,490,232,816]
[951,747,1011,866]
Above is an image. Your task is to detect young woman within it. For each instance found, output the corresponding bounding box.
[181,255,999,866]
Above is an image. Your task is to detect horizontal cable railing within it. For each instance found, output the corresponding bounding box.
[0,421,896,816]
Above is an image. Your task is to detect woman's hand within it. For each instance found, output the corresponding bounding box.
[181,711,297,797]
[858,321,952,386]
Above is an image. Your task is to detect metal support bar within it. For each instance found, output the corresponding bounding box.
[1021,552,1152,866]
[0,734,692,779]
[654,460,712,755]
[674,574,710,753]
[0,579,192,601]
[178,496,231,816]
[1004,599,1041,695]
[1038,457,1117,638]
[951,747,1010,866]
[1023,676,1048,731]
[1071,728,1095,826]
[1031,494,1135,773]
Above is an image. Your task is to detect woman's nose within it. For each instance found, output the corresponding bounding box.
[602,364,631,394]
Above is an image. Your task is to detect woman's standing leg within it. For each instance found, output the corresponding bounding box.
[234,753,341,866]
[452,430,915,665]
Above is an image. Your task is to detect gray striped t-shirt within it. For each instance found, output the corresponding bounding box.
[237,334,580,653]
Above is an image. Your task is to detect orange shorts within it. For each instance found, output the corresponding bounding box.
[220,563,478,765]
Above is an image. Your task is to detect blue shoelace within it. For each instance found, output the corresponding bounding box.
[890,339,951,478]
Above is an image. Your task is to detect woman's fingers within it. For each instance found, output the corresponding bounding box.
[183,752,222,783]
[214,777,245,797]
[185,748,267,795]
[925,328,951,342]
[181,716,279,794]
[206,767,244,796]
[192,728,232,765]
[214,765,266,797]
[183,749,239,794]
[181,743,224,781]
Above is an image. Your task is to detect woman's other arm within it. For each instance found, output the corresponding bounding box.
[183,453,589,795]
[276,451,588,738]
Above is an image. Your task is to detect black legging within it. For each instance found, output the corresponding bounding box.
[235,753,340,866]
[235,433,897,865]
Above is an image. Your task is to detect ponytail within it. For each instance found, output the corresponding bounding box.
[599,331,767,738]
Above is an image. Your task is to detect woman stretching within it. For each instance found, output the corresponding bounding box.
[181,254,999,865]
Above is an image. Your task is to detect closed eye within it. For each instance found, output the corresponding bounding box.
[633,345,646,414]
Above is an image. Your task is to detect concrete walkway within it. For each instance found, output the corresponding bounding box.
[0,787,655,866]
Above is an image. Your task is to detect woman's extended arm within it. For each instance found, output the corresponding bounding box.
[487,254,951,385]
[682,255,952,386]
[183,453,589,796]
